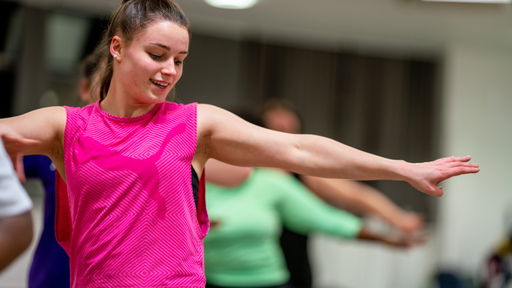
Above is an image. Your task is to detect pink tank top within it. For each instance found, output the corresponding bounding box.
[56,101,209,287]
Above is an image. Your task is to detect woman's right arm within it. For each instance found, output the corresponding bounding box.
[0,107,66,176]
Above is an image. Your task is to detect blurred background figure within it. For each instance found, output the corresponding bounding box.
[23,152,68,287]
[261,98,425,288]
[204,108,427,288]
[204,163,426,288]
[0,139,33,272]
[78,46,107,106]
[24,47,105,288]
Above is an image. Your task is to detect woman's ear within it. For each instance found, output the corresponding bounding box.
[110,36,122,61]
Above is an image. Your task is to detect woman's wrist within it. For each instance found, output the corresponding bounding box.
[380,158,410,182]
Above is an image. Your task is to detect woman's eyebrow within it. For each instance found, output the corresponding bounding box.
[149,42,188,54]
[150,42,170,50]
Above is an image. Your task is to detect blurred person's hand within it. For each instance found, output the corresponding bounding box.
[358,225,428,249]
[383,230,429,249]
[389,211,424,235]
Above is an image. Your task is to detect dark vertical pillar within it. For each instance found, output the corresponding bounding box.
[13,7,48,115]
[0,1,19,117]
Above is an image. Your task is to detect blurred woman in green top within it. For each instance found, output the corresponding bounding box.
[204,166,424,288]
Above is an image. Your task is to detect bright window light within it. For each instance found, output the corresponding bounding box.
[422,0,510,3]
[205,0,259,9]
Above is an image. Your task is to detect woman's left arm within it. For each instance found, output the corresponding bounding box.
[196,104,479,197]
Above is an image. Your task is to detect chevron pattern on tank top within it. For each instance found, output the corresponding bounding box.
[75,122,186,220]
[60,102,207,287]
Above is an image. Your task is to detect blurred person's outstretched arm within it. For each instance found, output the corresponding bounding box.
[302,176,423,234]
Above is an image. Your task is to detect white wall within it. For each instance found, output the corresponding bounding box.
[311,232,438,288]
[310,43,512,288]
[311,216,441,288]
[437,43,512,274]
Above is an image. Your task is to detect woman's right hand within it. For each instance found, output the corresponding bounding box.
[0,106,67,181]
[0,127,41,182]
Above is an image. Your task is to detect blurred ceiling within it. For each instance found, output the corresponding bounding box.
[14,0,512,54]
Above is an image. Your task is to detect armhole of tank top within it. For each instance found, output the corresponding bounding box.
[192,166,209,237]
[191,166,199,209]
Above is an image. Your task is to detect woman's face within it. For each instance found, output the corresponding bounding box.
[116,20,189,104]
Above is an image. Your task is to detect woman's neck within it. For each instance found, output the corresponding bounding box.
[100,91,157,118]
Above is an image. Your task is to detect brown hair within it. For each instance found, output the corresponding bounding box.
[98,0,190,101]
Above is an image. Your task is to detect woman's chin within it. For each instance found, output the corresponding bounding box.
[146,93,169,103]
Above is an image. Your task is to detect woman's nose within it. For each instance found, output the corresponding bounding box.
[162,62,176,76]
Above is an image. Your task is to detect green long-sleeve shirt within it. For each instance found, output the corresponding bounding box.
[204,168,362,287]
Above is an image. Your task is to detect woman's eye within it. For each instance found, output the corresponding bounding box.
[175,60,183,65]
[150,54,161,60]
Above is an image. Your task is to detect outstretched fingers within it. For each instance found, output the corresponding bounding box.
[411,155,479,197]
[428,156,479,196]
[438,158,480,180]
[445,155,472,162]
[436,155,474,166]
